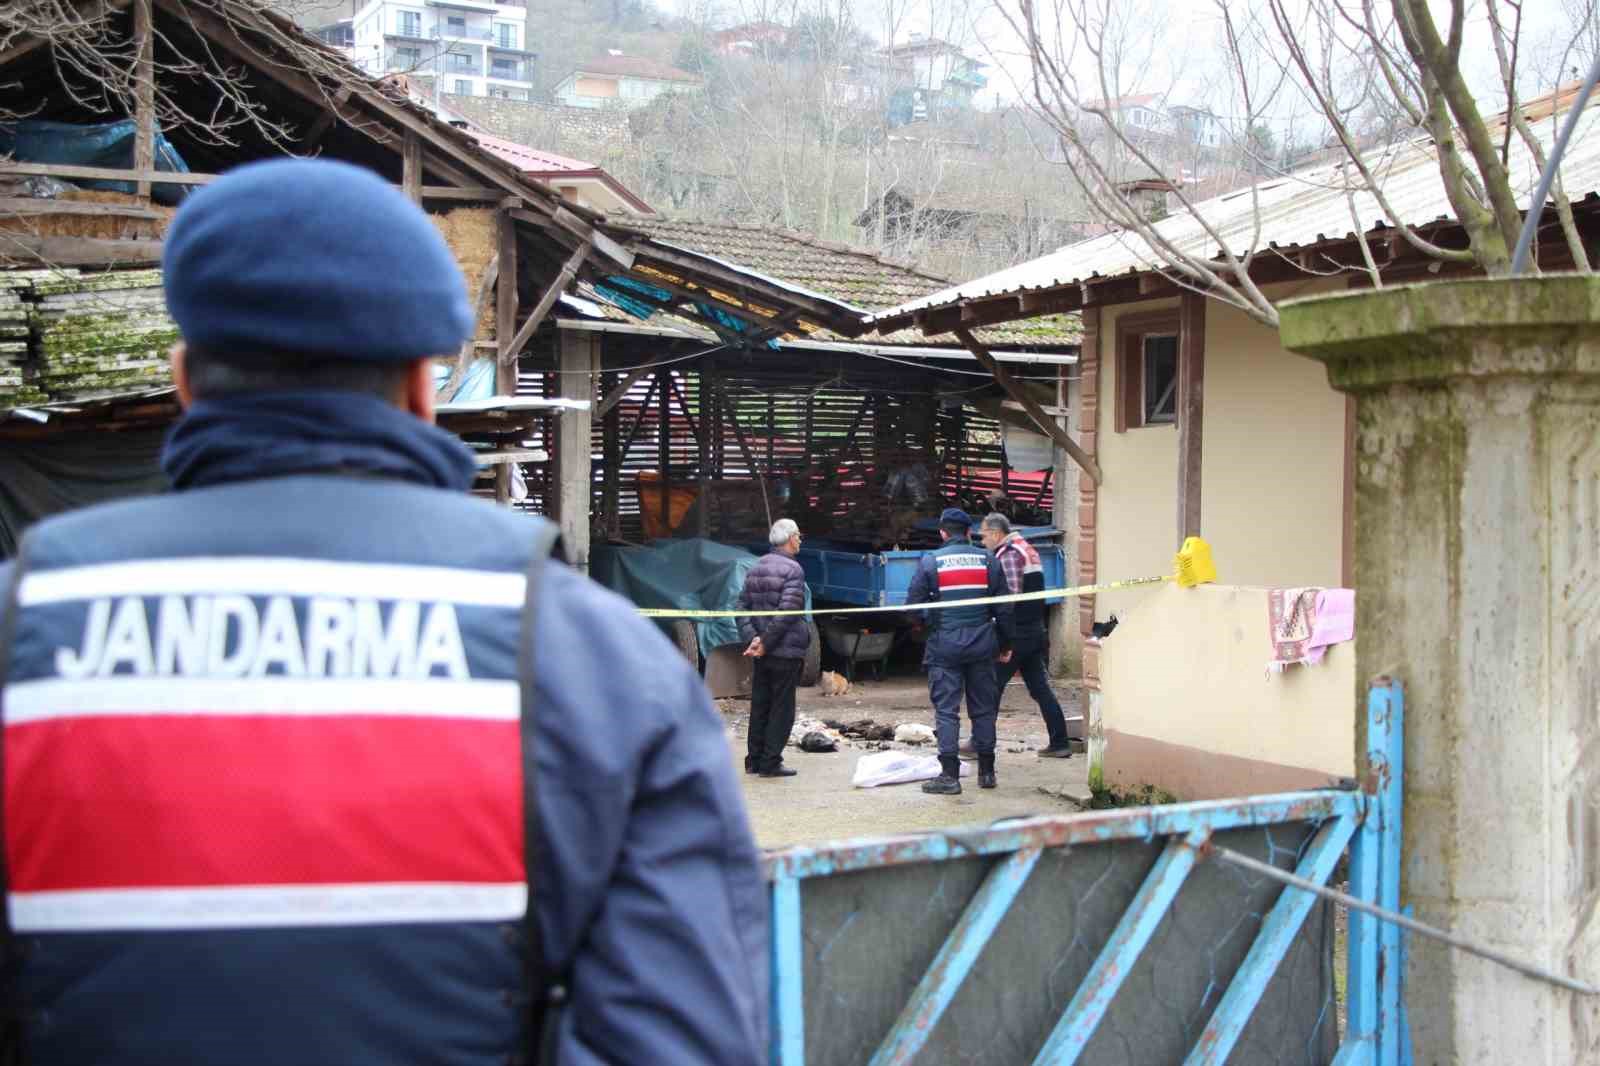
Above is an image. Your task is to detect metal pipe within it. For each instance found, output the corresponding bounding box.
[1511,52,1600,274]
[1211,845,1600,996]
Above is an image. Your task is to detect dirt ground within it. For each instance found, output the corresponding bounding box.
[720,673,1091,850]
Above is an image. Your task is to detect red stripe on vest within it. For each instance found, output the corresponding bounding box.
[6,716,522,892]
[937,567,988,589]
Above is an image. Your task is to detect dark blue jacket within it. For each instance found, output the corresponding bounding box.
[736,550,809,659]
[907,537,1014,664]
[0,476,768,1066]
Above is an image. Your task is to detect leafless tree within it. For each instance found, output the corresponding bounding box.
[1000,0,1599,328]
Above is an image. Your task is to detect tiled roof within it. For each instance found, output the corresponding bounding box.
[570,55,702,84]
[469,131,597,174]
[611,216,1079,347]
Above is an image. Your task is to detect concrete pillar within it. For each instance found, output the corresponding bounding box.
[1050,367,1083,677]
[555,330,598,572]
[1280,276,1600,1066]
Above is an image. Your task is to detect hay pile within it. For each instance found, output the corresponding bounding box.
[0,188,174,241]
[430,207,497,342]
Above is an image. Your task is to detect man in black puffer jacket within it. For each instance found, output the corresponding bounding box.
[737,519,811,778]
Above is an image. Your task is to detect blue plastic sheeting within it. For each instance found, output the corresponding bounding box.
[597,275,672,320]
[589,538,810,656]
[694,302,780,349]
[0,120,193,205]
[432,358,494,402]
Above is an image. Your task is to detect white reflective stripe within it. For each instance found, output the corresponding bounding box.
[10,883,527,932]
[940,582,989,591]
[4,677,519,726]
[18,558,525,609]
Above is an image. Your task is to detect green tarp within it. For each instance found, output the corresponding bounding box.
[589,538,810,657]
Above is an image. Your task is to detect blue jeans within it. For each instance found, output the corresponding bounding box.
[996,646,1069,749]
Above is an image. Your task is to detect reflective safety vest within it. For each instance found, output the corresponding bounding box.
[0,476,564,1066]
[924,538,995,630]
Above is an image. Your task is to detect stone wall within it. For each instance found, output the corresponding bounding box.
[441,94,632,161]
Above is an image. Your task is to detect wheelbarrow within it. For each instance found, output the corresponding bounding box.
[822,624,896,682]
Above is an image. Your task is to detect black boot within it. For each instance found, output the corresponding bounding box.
[922,754,962,795]
[977,753,997,789]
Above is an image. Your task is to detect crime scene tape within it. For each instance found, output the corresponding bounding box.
[634,536,1217,620]
[637,575,1170,620]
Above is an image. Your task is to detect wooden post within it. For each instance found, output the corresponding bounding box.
[555,330,598,570]
[602,370,622,542]
[954,328,1103,485]
[656,369,672,538]
[132,0,154,200]
[1175,292,1207,544]
[495,210,518,396]
[696,368,711,537]
[401,131,423,204]
[1048,359,1083,679]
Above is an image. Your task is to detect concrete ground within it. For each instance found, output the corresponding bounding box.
[721,673,1090,850]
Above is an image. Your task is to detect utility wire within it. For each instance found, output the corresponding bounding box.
[1213,845,1600,996]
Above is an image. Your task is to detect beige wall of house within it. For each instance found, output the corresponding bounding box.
[574,76,618,98]
[1200,288,1346,589]
[1097,582,1356,799]
[1094,300,1180,623]
[1086,282,1353,797]
[1092,284,1346,622]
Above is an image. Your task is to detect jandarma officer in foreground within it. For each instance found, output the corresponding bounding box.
[906,508,1015,795]
[0,159,768,1066]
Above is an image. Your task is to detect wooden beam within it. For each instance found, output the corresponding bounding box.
[955,327,1102,486]
[401,131,422,204]
[132,0,154,199]
[1175,292,1206,543]
[0,198,165,219]
[422,185,502,201]
[596,351,682,419]
[0,162,214,185]
[495,209,518,395]
[0,236,162,266]
[301,87,352,150]
[509,207,633,269]
[500,239,587,365]
[474,447,549,466]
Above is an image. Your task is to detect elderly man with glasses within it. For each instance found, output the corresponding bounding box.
[737,519,810,778]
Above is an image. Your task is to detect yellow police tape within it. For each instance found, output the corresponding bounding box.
[635,536,1218,620]
[636,574,1172,620]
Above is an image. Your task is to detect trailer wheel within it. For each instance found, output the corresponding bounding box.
[670,620,701,670]
[800,620,822,686]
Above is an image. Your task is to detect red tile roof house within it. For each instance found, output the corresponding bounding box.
[553,53,703,111]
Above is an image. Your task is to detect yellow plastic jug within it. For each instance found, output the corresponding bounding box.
[1174,536,1217,588]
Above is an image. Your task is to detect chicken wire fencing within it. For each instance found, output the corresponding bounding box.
[763,682,1406,1066]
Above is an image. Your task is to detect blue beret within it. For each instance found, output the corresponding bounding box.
[939,507,973,528]
[163,158,473,362]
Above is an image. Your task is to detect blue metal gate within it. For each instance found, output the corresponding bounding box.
[765,679,1406,1065]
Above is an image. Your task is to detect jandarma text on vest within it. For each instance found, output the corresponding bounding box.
[52,595,471,680]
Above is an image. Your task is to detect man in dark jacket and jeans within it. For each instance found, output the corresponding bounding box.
[980,513,1073,757]
[738,519,810,778]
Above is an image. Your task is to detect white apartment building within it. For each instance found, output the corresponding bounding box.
[348,0,534,100]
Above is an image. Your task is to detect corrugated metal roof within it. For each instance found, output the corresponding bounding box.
[870,88,1600,324]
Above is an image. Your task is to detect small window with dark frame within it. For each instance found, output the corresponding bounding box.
[1115,310,1183,432]
[1141,333,1178,424]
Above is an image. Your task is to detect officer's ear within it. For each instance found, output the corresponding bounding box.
[170,342,193,409]
[405,358,437,423]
